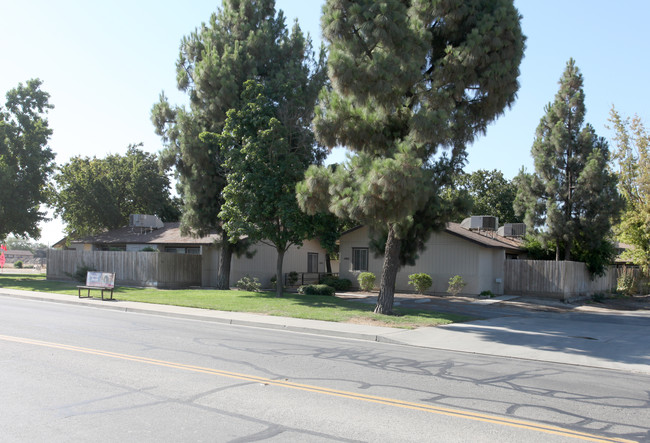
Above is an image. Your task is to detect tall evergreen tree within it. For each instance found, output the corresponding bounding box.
[0,79,55,240]
[297,0,525,314]
[514,60,622,274]
[151,0,325,289]
[608,107,650,272]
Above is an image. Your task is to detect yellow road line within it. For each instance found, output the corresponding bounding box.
[0,334,636,443]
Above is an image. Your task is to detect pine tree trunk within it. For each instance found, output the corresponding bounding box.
[275,248,285,298]
[216,242,233,290]
[374,225,401,315]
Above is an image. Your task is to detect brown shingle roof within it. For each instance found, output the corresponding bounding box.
[71,222,221,246]
[4,250,34,257]
[340,223,524,252]
[445,222,523,251]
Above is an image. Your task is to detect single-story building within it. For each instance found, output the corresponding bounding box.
[3,250,34,263]
[339,222,525,295]
[50,219,331,288]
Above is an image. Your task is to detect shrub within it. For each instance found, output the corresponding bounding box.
[298,284,335,296]
[140,246,157,252]
[66,264,97,283]
[447,275,466,296]
[617,273,636,296]
[236,276,261,292]
[479,290,495,298]
[14,260,23,269]
[270,275,277,288]
[592,292,606,303]
[407,273,432,294]
[287,271,299,286]
[321,276,352,292]
[358,272,376,292]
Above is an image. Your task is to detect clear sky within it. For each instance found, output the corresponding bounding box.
[2,1,649,245]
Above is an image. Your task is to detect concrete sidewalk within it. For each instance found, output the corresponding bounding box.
[2,288,650,375]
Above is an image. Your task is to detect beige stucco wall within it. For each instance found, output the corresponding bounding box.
[339,226,506,295]
[230,239,328,287]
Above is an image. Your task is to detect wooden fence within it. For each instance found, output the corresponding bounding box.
[47,250,202,289]
[504,260,629,301]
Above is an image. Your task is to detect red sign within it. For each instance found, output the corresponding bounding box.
[0,252,5,268]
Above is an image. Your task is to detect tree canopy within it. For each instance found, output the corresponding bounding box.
[445,169,521,224]
[0,79,56,240]
[297,0,525,314]
[608,107,650,272]
[514,59,622,275]
[3,235,48,252]
[53,145,180,238]
[219,81,323,296]
[151,0,326,289]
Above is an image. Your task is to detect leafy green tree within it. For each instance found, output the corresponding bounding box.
[514,60,622,275]
[0,79,55,240]
[151,0,326,289]
[297,0,525,314]
[446,169,521,223]
[53,145,180,237]
[219,82,322,297]
[314,214,357,274]
[3,236,47,252]
[608,107,650,272]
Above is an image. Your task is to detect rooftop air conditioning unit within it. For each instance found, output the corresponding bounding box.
[460,216,499,231]
[498,223,526,237]
[129,214,164,229]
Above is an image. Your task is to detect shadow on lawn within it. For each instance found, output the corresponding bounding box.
[237,290,471,322]
[0,274,78,293]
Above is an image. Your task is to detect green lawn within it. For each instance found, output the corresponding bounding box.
[0,273,471,328]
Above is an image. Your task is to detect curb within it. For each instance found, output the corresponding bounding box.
[0,290,395,344]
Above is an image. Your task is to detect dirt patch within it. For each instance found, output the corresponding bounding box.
[345,317,421,329]
[586,294,650,311]
[0,267,45,274]
[346,317,392,327]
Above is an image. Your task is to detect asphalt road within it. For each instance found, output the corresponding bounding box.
[1,297,649,442]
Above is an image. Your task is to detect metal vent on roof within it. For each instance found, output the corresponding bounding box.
[129,214,164,229]
[498,223,526,237]
[460,216,499,231]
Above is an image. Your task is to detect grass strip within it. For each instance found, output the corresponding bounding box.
[0,273,472,328]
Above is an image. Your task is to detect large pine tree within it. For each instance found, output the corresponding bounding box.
[297,0,525,314]
[514,59,622,274]
[151,0,326,288]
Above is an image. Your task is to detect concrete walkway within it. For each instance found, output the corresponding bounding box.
[2,288,650,375]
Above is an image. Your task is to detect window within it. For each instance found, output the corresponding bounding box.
[352,248,368,271]
[308,253,318,273]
